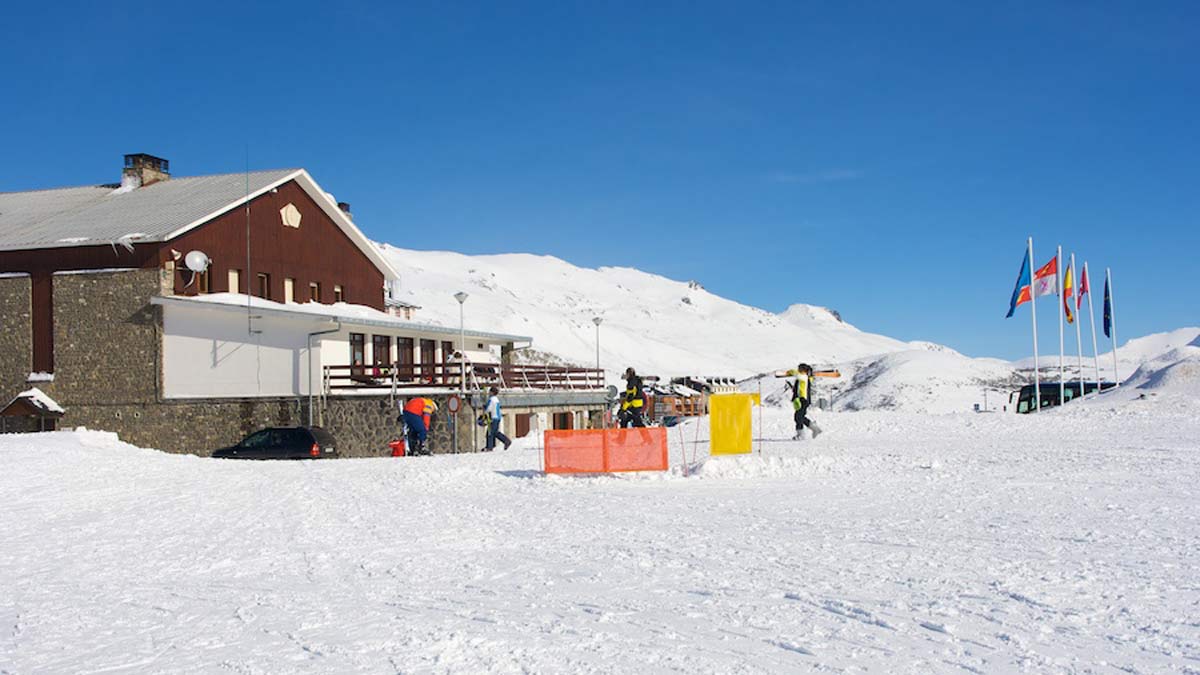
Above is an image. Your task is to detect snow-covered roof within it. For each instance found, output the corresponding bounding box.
[151,293,532,345]
[1,387,65,417]
[0,168,399,281]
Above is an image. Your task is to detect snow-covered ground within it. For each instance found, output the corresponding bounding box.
[4,390,1199,672]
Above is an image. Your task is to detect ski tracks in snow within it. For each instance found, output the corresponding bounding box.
[2,403,1199,672]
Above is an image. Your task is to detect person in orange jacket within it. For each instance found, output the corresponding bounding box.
[401,397,438,455]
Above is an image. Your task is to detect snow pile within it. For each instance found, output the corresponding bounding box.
[3,402,1199,672]
[378,245,908,380]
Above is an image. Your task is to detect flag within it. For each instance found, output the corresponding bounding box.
[1005,251,1030,318]
[1007,255,1057,316]
[1077,264,1090,311]
[1031,256,1058,298]
[1063,261,1075,324]
[1103,276,1113,338]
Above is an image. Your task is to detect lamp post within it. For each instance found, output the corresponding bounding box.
[455,292,469,382]
[593,316,603,428]
[454,291,468,453]
[592,317,603,387]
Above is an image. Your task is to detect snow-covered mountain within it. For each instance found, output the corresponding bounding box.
[380,245,1199,413]
[380,245,908,379]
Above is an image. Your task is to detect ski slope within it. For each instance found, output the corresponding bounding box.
[3,385,1199,672]
[380,244,1199,415]
[379,245,908,380]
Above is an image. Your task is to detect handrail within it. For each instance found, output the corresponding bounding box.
[321,361,604,392]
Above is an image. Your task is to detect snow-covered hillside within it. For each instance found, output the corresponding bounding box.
[1014,326,1200,385]
[381,245,1198,414]
[380,245,907,380]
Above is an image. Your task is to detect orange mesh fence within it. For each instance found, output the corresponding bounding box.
[544,428,669,474]
[544,430,606,473]
[605,428,669,472]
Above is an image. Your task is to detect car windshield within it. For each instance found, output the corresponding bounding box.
[240,430,273,448]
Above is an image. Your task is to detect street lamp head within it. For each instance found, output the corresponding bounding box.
[454,291,468,304]
[593,316,603,326]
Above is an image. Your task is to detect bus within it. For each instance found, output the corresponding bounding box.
[1010,381,1116,414]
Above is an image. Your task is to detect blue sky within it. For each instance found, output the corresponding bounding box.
[2,1,1197,358]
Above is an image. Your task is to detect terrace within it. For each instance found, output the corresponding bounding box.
[322,360,605,395]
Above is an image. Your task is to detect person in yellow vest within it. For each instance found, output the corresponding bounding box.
[618,367,647,428]
[786,363,822,439]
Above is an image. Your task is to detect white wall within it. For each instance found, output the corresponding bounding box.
[162,306,330,398]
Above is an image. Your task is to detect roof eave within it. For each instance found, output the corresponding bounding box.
[150,295,532,344]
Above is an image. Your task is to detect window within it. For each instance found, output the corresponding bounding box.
[256,273,271,299]
[239,430,273,448]
[440,340,454,383]
[228,269,242,293]
[397,337,414,379]
[309,282,321,302]
[350,333,365,369]
[284,278,296,304]
[197,270,210,294]
[553,412,574,430]
[333,285,344,302]
[420,339,436,383]
[372,335,392,369]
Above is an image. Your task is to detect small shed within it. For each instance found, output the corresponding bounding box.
[0,387,65,432]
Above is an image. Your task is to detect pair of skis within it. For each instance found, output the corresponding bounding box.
[772,368,841,378]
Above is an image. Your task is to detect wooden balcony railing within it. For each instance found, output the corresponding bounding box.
[323,362,605,393]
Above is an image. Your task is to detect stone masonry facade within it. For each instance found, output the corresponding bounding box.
[1,269,590,457]
[0,275,32,397]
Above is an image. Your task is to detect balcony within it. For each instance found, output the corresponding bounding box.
[323,361,605,394]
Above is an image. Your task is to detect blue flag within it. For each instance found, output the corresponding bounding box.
[1006,251,1031,318]
[1103,276,1112,338]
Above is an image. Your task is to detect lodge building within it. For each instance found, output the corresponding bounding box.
[0,154,606,453]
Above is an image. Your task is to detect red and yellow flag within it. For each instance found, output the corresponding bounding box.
[1063,262,1075,324]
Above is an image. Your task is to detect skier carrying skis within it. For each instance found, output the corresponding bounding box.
[618,367,647,428]
[786,363,822,439]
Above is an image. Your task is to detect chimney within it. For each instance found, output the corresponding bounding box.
[337,201,352,218]
[122,153,170,189]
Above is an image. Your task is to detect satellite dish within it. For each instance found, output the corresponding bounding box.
[184,250,211,273]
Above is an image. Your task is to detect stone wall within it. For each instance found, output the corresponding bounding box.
[57,393,479,458]
[320,394,479,456]
[0,275,32,399]
[49,269,163,405]
[63,397,306,456]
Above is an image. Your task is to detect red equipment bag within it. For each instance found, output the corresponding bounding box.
[388,438,406,457]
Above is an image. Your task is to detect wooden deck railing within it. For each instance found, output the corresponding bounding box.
[323,362,605,393]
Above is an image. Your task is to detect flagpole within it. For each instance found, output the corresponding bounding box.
[1071,253,1084,398]
[1108,267,1120,387]
[1085,261,1101,389]
[1057,245,1065,405]
[1028,237,1041,411]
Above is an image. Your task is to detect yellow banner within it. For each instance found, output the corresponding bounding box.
[709,393,760,455]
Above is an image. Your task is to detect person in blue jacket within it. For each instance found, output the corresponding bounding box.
[483,386,512,451]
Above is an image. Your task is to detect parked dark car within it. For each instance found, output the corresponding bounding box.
[212,427,338,460]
